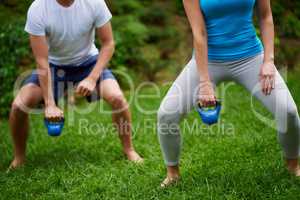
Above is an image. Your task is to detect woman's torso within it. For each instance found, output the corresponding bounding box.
[200,0,263,61]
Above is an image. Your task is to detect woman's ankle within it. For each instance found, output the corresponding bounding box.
[167,165,180,178]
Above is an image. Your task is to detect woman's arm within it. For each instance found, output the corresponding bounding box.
[183,0,215,106]
[257,0,274,63]
[257,0,276,95]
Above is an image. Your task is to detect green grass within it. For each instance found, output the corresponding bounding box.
[1,72,300,200]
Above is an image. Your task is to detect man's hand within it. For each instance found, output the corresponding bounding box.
[45,105,64,122]
[76,77,97,97]
[259,61,276,95]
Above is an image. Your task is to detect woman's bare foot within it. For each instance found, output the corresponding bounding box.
[7,157,25,172]
[124,149,144,163]
[161,165,180,188]
[160,176,180,188]
[286,159,300,176]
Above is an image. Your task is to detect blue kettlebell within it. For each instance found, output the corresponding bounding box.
[197,101,221,125]
[44,118,65,137]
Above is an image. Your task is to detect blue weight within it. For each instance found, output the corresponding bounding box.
[44,118,65,137]
[197,101,221,125]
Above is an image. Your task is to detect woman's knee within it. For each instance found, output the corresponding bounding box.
[157,105,181,126]
[287,104,299,119]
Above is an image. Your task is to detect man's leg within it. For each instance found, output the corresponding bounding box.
[98,79,143,162]
[9,84,43,168]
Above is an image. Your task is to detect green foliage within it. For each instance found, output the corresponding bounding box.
[0,0,32,14]
[0,21,30,116]
[272,0,300,38]
[108,0,187,82]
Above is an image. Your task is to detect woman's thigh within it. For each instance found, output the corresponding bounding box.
[231,54,298,127]
[159,58,228,117]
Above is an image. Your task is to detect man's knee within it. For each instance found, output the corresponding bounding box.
[11,95,38,114]
[11,99,27,114]
[107,93,128,110]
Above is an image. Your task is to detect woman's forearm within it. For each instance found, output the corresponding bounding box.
[194,38,210,82]
[258,2,275,63]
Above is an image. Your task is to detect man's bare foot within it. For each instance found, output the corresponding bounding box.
[124,149,143,163]
[7,157,25,172]
[286,159,300,177]
[288,167,300,177]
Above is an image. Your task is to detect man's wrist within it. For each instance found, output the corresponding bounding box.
[88,68,103,82]
[88,74,100,82]
[45,100,56,107]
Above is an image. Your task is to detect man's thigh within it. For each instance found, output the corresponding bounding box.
[13,83,43,112]
[98,79,124,103]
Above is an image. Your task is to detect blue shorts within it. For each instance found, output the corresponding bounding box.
[24,55,116,103]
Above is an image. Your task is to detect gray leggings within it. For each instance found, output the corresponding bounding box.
[158,53,300,166]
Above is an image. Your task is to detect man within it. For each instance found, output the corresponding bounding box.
[9,0,143,169]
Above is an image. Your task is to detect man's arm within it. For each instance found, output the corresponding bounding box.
[76,22,115,97]
[30,35,63,120]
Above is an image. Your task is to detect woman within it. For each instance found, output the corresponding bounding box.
[157,0,300,187]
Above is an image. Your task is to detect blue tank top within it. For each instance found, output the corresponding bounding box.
[200,0,263,61]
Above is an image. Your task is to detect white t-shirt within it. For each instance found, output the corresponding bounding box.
[25,0,112,66]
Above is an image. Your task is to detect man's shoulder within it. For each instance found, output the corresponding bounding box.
[84,0,106,9]
[28,0,46,13]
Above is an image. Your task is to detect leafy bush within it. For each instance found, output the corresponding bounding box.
[0,21,30,116]
[108,0,187,82]
[272,0,300,38]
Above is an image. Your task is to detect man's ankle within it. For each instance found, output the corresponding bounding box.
[286,159,299,170]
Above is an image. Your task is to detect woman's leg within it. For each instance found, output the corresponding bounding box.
[231,54,300,174]
[158,58,225,186]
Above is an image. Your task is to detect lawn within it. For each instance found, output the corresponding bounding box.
[1,71,300,200]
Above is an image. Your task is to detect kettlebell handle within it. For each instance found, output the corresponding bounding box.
[44,117,65,123]
[198,100,221,110]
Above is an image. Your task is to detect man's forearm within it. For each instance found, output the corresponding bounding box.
[88,43,115,81]
[37,62,56,106]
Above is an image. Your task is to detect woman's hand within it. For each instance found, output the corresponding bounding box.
[198,80,216,107]
[259,61,276,95]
